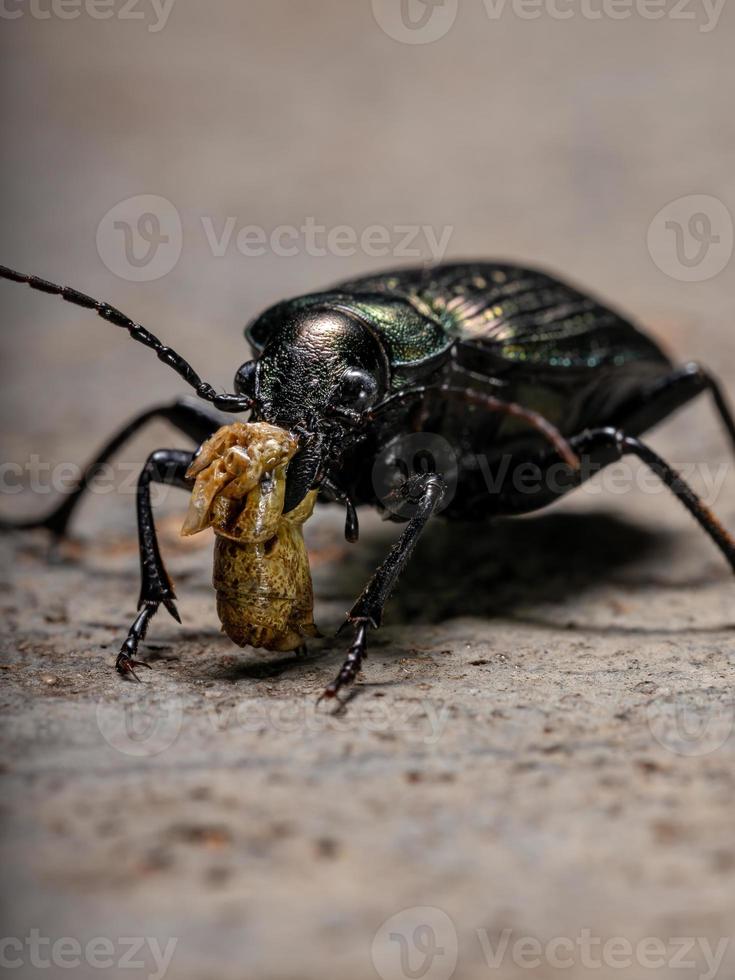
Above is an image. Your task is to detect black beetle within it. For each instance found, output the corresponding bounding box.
[2,261,734,699]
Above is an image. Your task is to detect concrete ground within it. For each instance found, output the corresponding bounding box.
[2,388,735,980]
[2,3,735,979]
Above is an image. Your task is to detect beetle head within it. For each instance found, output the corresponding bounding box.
[235,307,389,512]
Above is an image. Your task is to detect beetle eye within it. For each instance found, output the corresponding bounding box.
[331,369,379,413]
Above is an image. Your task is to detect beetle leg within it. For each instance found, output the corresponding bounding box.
[571,428,735,574]
[319,472,446,700]
[116,448,194,679]
[610,362,735,454]
[0,399,223,541]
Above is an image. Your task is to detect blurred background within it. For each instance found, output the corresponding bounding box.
[2,3,735,979]
[2,0,734,470]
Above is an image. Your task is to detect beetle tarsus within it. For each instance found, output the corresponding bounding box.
[319,620,369,702]
[117,604,157,678]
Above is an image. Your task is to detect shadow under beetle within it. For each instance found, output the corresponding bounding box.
[2,261,735,700]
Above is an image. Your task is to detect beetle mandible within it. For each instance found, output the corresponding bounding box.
[2,261,734,700]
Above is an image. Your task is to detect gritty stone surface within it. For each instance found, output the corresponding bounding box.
[2,446,735,979]
[2,4,735,979]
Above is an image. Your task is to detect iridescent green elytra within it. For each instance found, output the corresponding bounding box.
[246,262,668,392]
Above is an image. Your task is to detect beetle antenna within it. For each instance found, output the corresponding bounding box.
[369,384,580,469]
[0,265,254,414]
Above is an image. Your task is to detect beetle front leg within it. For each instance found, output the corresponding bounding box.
[117,448,193,681]
[319,472,446,701]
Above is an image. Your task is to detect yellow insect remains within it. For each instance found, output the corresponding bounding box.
[181,422,319,652]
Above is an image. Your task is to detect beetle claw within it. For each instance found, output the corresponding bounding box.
[316,684,351,712]
[116,653,152,682]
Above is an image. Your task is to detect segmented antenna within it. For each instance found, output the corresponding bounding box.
[0,265,253,413]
